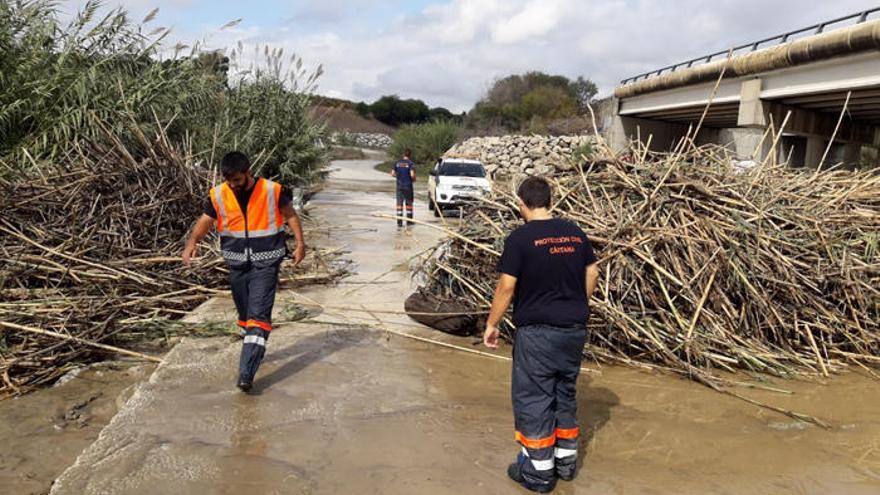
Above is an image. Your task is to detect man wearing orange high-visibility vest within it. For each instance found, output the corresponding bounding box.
[182,151,305,392]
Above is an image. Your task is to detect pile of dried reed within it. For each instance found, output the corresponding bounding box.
[417,144,880,389]
[0,125,343,397]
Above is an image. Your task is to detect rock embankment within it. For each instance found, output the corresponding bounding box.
[445,134,594,177]
[330,131,392,149]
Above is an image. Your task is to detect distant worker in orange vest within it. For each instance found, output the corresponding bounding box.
[391,148,416,228]
[182,151,305,392]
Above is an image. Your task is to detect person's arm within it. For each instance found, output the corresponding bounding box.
[483,274,517,349]
[390,164,397,177]
[281,204,306,267]
[410,166,416,181]
[182,214,215,266]
[585,262,599,300]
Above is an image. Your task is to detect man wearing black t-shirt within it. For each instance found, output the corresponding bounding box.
[484,176,599,493]
[390,148,416,228]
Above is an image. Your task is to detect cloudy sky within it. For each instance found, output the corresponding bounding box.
[60,0,880,112]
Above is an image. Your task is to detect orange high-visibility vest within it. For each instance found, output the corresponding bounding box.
[210,178,286,266]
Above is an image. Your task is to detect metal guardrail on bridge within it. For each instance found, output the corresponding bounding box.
[619,8,880,85]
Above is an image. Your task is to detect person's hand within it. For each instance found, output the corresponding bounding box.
[292,244,306,268]
[182,243,197,266]
[483,324,500,349]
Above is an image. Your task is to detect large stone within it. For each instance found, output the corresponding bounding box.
[535,163,554,175]
[442,134,596,177]
[528,147,547,160]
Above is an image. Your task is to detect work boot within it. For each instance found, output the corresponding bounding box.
[507,453,556,493]
[555,457,577,482]
[237,377,253,393]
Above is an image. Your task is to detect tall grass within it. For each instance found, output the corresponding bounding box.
[203,45,327,186]
[0,0,326,184]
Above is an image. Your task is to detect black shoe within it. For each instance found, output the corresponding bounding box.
[508,453,556,493]
[237,378,253,393]
[556,460,577,482]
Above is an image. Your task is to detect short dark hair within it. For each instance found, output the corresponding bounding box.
[403,148,412,158]
[517,176,552,209]
[221,151,250,177]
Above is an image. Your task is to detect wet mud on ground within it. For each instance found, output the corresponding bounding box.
[21,158,880,494]
[0,363,155,494]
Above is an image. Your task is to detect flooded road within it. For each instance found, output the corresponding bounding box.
[48,158,880,494]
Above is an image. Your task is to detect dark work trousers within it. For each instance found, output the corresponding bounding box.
[396,187,414,227]
[512,324,587,485]
[228,260,282,383]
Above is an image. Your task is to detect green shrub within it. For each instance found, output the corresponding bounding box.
[389,121,463,166]
[572,142,594,162]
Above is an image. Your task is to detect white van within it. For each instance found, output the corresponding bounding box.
[427,158,491,216]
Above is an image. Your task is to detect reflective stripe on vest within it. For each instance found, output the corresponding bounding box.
[209,178,285,263]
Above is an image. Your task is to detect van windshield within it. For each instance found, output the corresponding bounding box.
[439,162,485,178]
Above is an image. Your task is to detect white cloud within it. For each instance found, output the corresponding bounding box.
[490,0,565,45]
[58,0,880,112]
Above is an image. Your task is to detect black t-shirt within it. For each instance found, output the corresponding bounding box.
[497,218,598,328]
[204,179,293,219]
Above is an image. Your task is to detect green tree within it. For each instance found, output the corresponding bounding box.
[520,86,577,120]
[570,76,598,110]
[429,106,459,122]
[355,101,371,118]
[369,95,431,126]
[467,71,591,131]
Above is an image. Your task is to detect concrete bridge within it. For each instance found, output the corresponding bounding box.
[607,9,880,168]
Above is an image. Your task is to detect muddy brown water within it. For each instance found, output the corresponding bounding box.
[0,363,154,494]
[11,158,879,494]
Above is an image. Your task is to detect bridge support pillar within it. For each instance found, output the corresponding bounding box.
[804,136,826,168]
[841,143,862,165]
[737,79,767,128]
[719,128,771,162]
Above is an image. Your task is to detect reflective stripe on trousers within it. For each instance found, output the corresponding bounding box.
[512,323,587,480]
[240,327,270,382]
[229,261,281,382]
[396,187,414,226]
